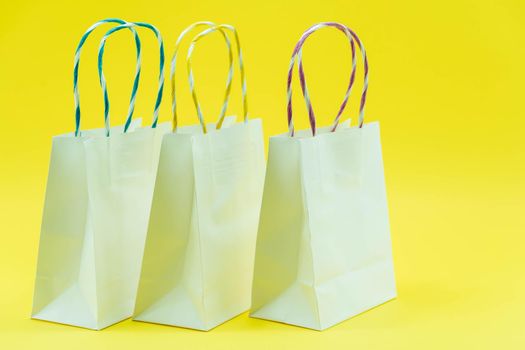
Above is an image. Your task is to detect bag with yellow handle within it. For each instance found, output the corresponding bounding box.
[133,22,265,331]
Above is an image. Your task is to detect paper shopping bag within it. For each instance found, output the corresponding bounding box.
[133,23,265,331]
[250,22,396,331]
[31,20,169,330]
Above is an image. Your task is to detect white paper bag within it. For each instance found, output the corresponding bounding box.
[250,22,396,331]
[32,20,169,330]
[134,24,265,331]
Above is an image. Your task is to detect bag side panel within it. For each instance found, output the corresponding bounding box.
[192,121,265,330]
[250,137,321,329]
[32,137,99,329]
[133,134,207,330]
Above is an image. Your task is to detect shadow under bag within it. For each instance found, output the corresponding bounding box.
[250,22,397,331]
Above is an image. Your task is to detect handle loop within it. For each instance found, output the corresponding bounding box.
[171,22,216,131]
[98,22,165,133]
[287,22,368,136]
[75,19,164,136]
[132,22,165,128]
[74,18,130,136]
[186,26,234,134]
[171,22,248,132]
[97,23,142,136]
[216,24,248,128]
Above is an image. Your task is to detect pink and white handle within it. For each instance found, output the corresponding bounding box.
[287,22,368,136]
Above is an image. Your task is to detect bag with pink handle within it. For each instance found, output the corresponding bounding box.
[250,22,396,331]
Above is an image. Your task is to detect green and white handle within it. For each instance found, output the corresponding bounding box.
[98,21,166,135]
[73,18,138,136]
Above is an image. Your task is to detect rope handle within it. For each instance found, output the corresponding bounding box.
[74,18,130,136]
[132,22,165,129]
[217,24,248,128]
[295,23,356,135]
[97,23,142,136]
[185,26,233,134]
[74,19,164,136]
[171,22,216,131]
[171,22,248,132]
[287,22,368,136]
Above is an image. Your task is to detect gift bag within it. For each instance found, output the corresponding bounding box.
[133,23,265,331]
[31,19,169,330]
[250,22,396,331]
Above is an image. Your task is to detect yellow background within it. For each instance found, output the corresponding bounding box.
[1,0,524,348]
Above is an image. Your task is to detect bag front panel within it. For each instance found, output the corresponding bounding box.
[301,122,396,328]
